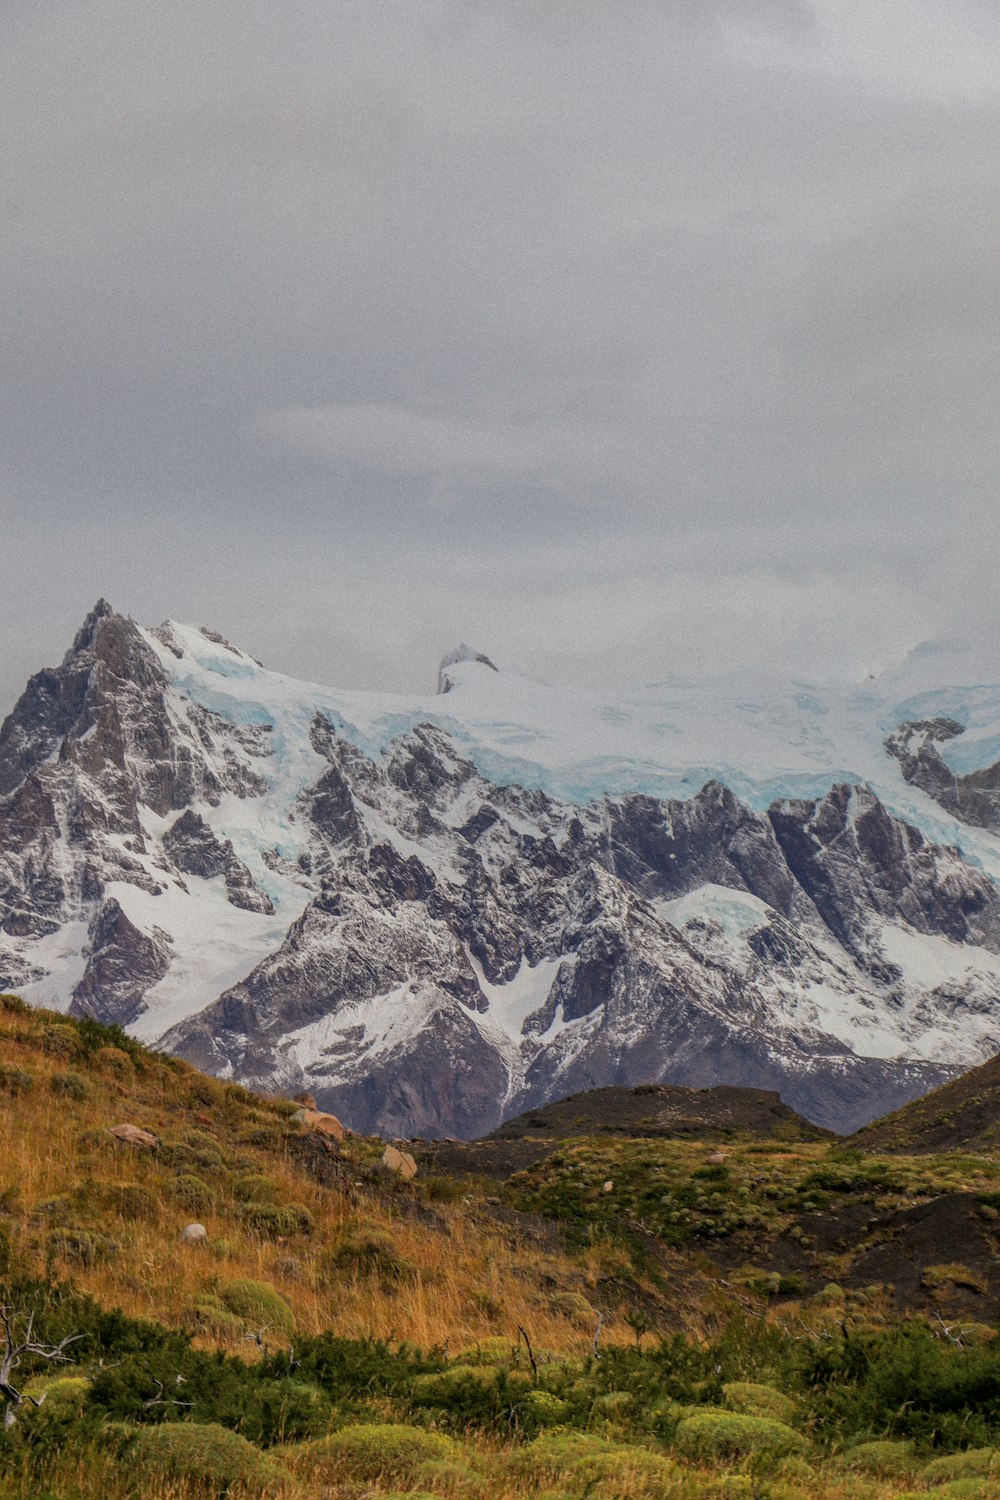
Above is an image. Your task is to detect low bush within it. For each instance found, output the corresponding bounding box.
[102,1183,158,1223]
[922,1447,1000,1484]
[288,1422,456,1483]
[48,1070,90,1101]
[722,1381,798,1425]
[218,1278,294,1338]
[0,1064,33,1096]
[832,1438,918,1477]
[185,1292,244,1338]
[127,1420,288,1497]
[171,1173,214,1212]
[232,1172,282,1204]
[672,1409,806,1465]
[327,1226,412,1282]
[239,1201,314,1237]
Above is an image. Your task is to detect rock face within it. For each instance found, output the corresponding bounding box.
[5,604,1000,1138]
[886,716,1000,832]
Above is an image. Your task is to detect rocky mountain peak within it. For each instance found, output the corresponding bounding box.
[3,608,1000,1140]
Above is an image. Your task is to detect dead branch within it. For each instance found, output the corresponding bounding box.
[0,1305,86,1417]
[517,1324,538,1382]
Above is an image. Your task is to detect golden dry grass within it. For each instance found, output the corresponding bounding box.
[0,998,644,1359]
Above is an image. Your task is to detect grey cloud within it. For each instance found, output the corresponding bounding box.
[2,1,1000,714]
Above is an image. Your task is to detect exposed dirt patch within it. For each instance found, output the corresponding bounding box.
[843,1192,1000,1318]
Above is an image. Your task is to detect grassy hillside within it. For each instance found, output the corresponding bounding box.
[851,1051,1000,1155]
[4,993,1000,1498]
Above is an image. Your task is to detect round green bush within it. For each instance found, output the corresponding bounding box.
[233,1172,282,1204]
[832,1439,917,1477]
[328,1227,411,1281]
[128,1421,288,1497]
[411,1364,530,1407]
[240,1201,313,1237]
[518,1389,571,1428]
[673,1409,805,1465]
[413,1458,489,1498]
[567,1443,679,1498]
[22,1374,91,1420]
[290,1422,457,1483]
[453,1336,520,1368]
[186,1292,245,1338]
[506,1432,623,1483]
[49,1070,90,1101]
[104,1182,158,1222]
[172,1173,214,1212]
[549,1290,597,1326]
[923,1448,1000,1485]
[722,1381,798,1425]
[218,1277,294,1337]
[914,1482,1000,1500]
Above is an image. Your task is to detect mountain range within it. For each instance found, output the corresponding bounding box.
[4,600,1000,1138]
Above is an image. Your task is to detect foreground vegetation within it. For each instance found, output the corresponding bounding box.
[3,993,1000,1497]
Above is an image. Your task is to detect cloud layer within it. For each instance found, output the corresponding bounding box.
[3,1,1000,706]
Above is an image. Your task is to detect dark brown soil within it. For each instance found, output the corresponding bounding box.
[842,1192,1000,1318]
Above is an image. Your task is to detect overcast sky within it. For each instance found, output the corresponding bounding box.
[3,1,1000,712]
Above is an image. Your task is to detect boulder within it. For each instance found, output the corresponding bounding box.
[706,1151,727,1166]
[108,1122,158,1148]
[382,1144,418,1180]
[180,1223,207,1244]
[291,1106,345,1142]
[292,1092,317,1109]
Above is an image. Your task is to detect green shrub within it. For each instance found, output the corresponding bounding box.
[923,1448,1000,1484]
[127,1421,287,1497]
[413,1457,489,1497]
[832,1438,917,1477]
[722,1381,798,1425]
[48,1226,119,1268]
[185,1293,245,1338]
[239,1201,313,1238]
[233,1173,282,1204]
[289,1422,456,1482]
[218,1278,294,1338]
[21,1374,91,1420]
[102,1183,157,1223]
[327,1227,412,1282]
[549,1290,597,1326]
[39,1024,81,1059]
[565,1441,678,1497]
[922,1263,989,1294]
[453,1336,520,1368]
[507,1432,623,1484]
[410,1364,533,1432]
[94,1045,134,1078]
[49,1070,90,1101]
[518,1389,571,1428]
[672,1409,806,1465]
[172,1173,214,1213]
[0,1064,34,1095]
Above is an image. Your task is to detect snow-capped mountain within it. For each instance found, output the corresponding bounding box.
[5,600,1000,1137]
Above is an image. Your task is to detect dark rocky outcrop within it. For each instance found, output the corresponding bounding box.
[162,810,273,914]
[71,898,171,1026]
[886,716,1000,832]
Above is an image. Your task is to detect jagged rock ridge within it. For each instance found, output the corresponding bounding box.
[3,604,1000,1137]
